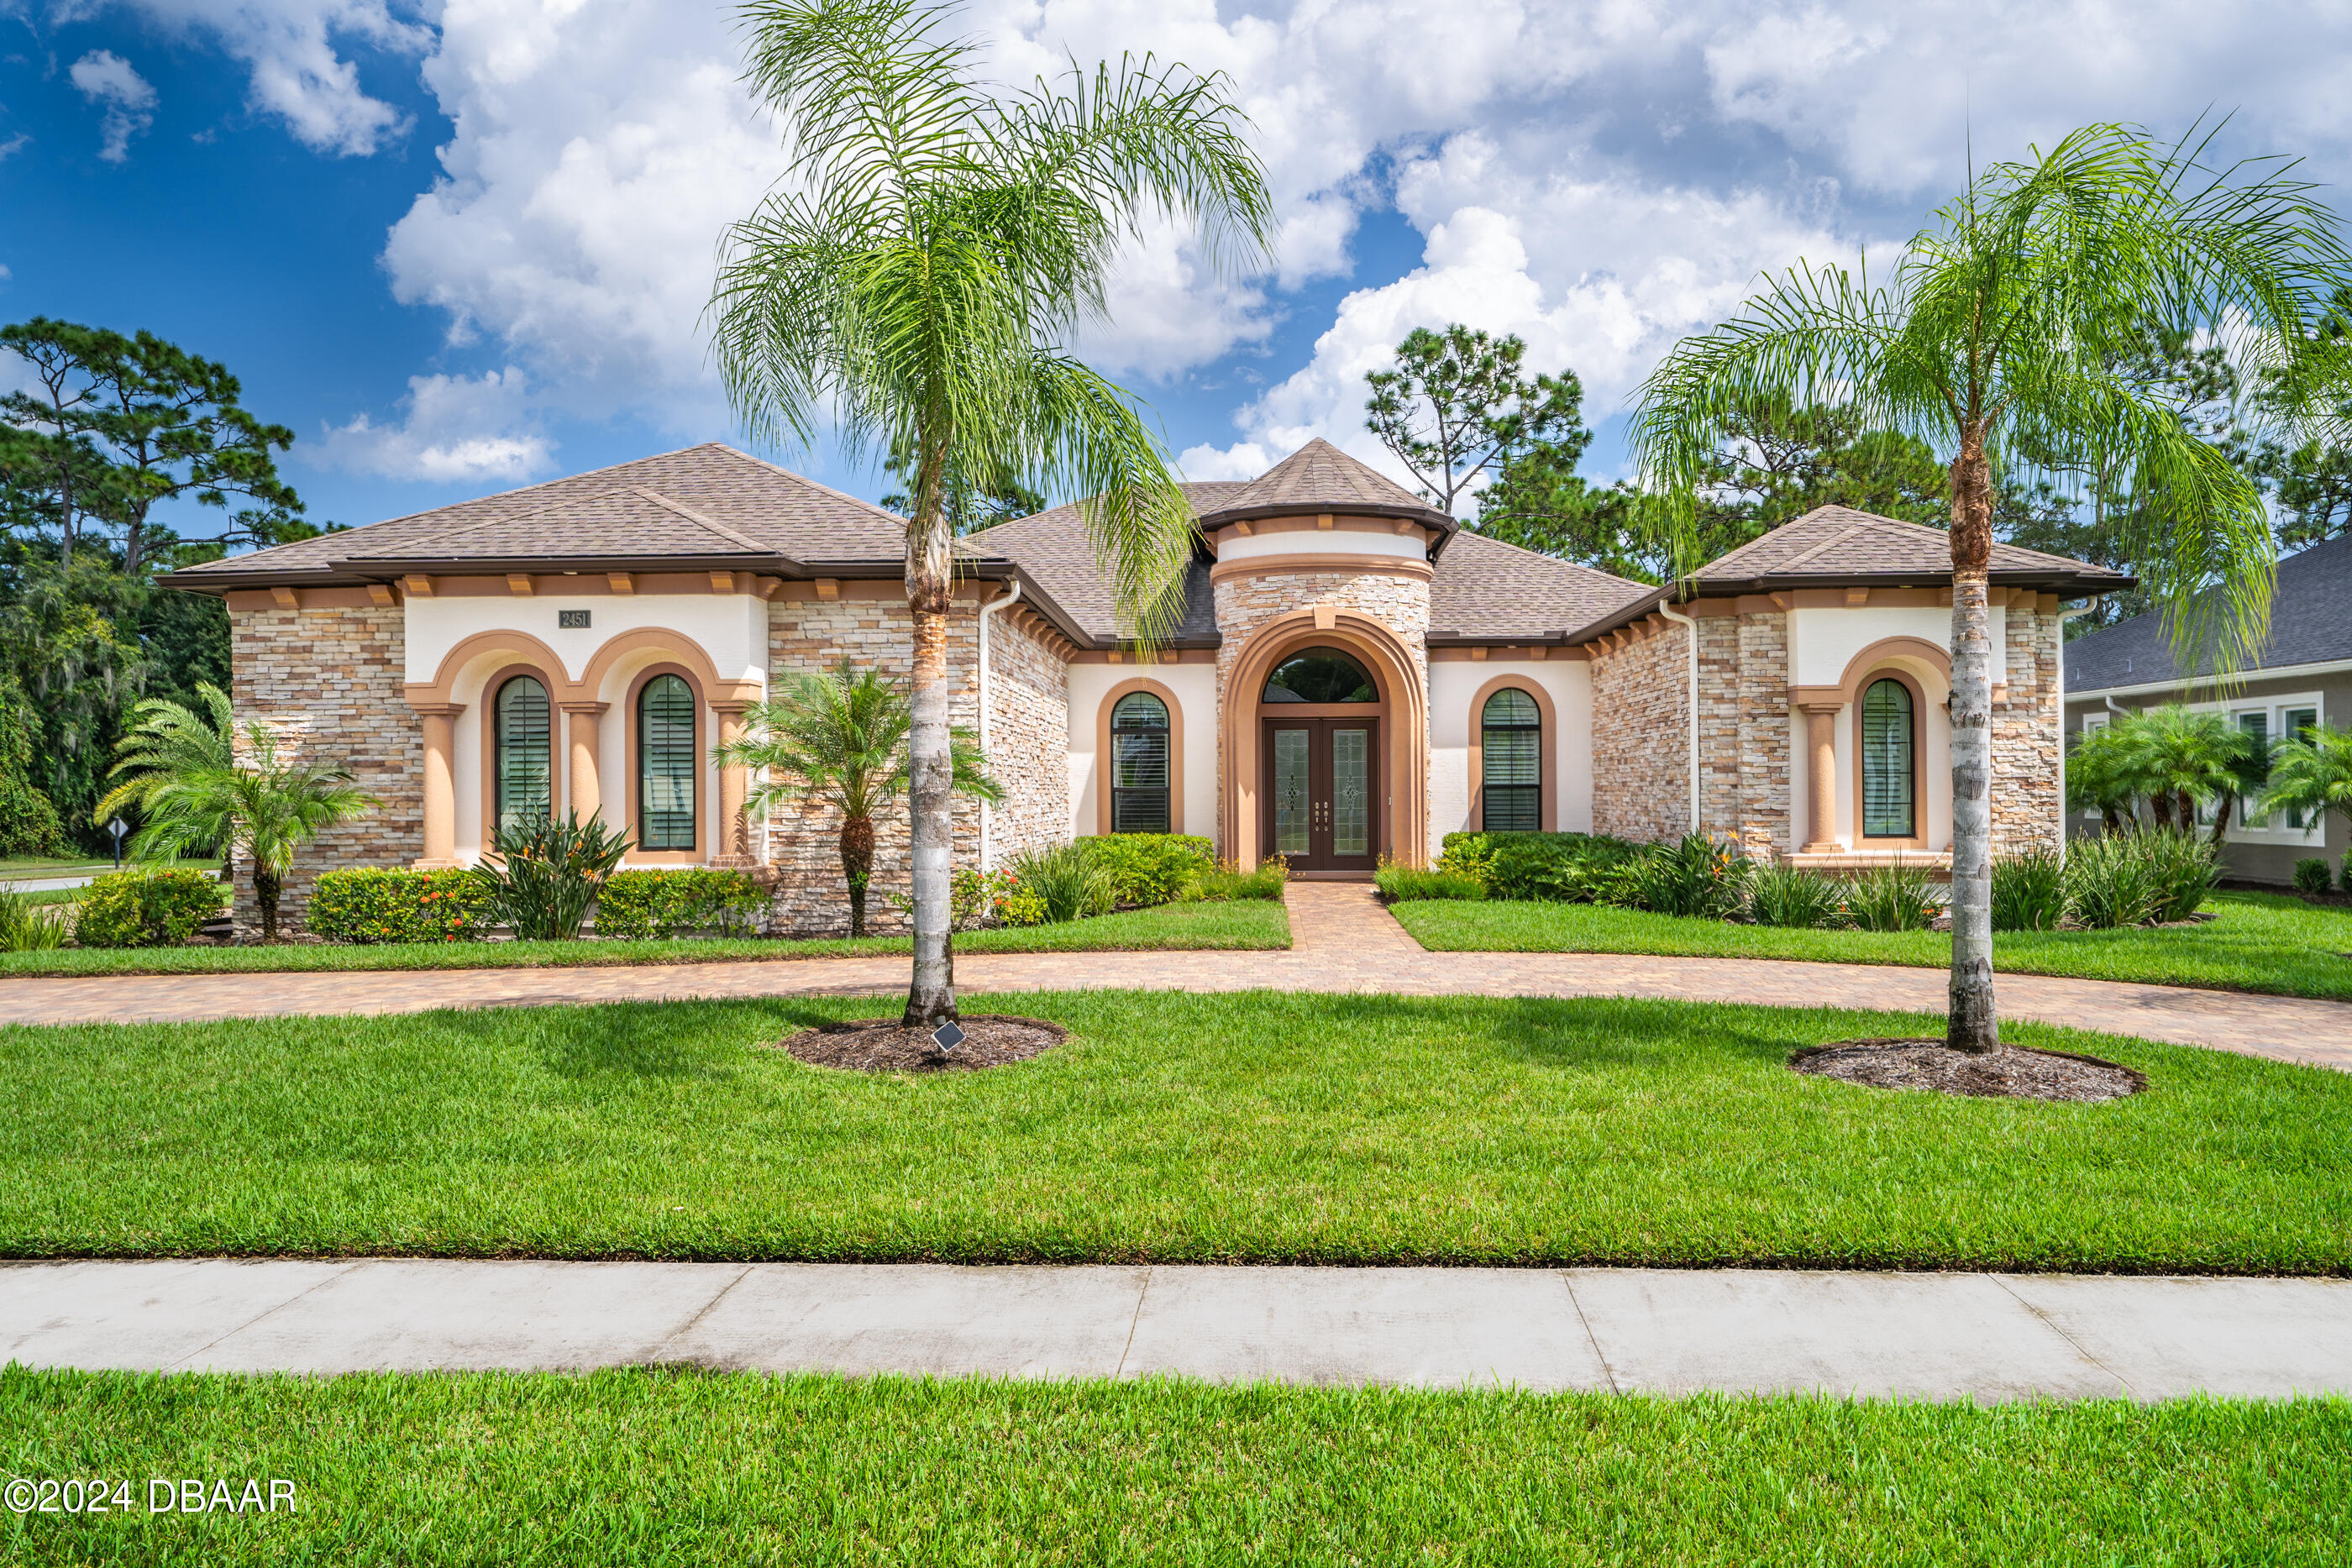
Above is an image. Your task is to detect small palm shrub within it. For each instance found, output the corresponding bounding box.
[1845,860,1940,932]
[2066,835,2164,930]
[472,814,633,940]
[1990,848,2069,932]
[2293,857,2333,896]
[75,868,221,948]
[1077,834,1214,906]
[1008,842,1116,924]
[2139,830,2219,922]
[1374,859,1484,901]
[594,868,769,939]
[0,886,68,951]
[1195,857,1288,902]
[1747,863,1850,929]
[308,868,490,944]
[1612,835,1751,919]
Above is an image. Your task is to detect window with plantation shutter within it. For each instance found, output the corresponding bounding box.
[494,676,551,835]
[1110,691,1170,833]
[1480,688,1541,832]
[1861,678,1916,838]
[638,674,697,850]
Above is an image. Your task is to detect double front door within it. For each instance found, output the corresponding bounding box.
[1263,719,1378,872]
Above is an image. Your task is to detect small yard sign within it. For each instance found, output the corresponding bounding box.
[931,1020,965,1051]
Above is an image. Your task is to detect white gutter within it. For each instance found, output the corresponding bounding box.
[976,576,1022,870]
[2058,601,2098,857]
[1656,595,1700,833]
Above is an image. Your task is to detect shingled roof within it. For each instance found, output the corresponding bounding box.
[962,483,1242,645]
[2066,530,2352,692]
[1429,532,1653,642]
[1193,438,1456,535]
[171,443,920,585]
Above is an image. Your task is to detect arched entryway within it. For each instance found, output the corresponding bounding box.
[1222,611,1427,871]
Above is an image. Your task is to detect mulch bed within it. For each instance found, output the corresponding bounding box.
[1791,1039,2145,1102]
[774,1015,1068,1073]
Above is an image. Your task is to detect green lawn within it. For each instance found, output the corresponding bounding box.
[0,898,1287,976]
[5,990,2345,1272]
[1392,889,2352,1000]
[0,857,221,877]
[5,1369,2343,1566]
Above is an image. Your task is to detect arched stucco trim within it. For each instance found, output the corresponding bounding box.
[1467,674,1558,833]
[1095,676,1185,837]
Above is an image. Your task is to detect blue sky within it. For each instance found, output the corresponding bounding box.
[6,0,2349,548]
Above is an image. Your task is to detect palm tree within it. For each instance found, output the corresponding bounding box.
[2065,718,2140,834]
[2261,722,2352,850]
[1630,123,2346,1053]
[716,660,999,936]
[128,721,376,941]
[2123,705,2258,840]
[708,0,1273,1025]
[95,683,237,875]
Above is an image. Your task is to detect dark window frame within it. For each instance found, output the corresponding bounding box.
[493,674,553,836]
[1478,686,1542,833]
[1109,690,1171,835]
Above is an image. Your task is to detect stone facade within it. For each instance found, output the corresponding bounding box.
[227,601,420,935]
[1588,621,1691,843]
[982,612,1071,866]
[1729,611,1792,854]
[1210,566,1431,856]
[1989,603,2063,854]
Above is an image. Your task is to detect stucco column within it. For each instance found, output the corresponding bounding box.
[1800,702,1841,853]
[560,701,608,825]
[711,700,754,866]
[412,703,466,868]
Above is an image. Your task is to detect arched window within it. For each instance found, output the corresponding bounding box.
[638,673,697,851]
[1861,677,1916,838]
[493,675,551,834]
[1109,691,1171,833]
[1480,687,1541,832]
[1263,646,1376,703]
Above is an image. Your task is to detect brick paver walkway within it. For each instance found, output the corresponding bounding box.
[0,880,2344,1070]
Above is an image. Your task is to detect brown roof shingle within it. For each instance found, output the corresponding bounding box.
[1693,506,2134,589]
[963,482,1244,642]
[1430,532,1653,641]
[1194,438,1454,530]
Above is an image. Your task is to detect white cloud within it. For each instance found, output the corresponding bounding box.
[69,49,155,162]
[60,0,428,155]
[0,133,29,162]
[313,367,553,484]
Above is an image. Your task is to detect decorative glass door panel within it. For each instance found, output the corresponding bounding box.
[1272,728,1311,855]
[1261,719,1379,871]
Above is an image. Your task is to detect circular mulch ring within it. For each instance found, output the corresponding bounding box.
[1791,1039,2145,1102]
[774,1015,1068,1073]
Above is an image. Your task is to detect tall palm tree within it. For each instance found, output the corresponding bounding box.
[128,721,376,941]
[2123,705,2257,839]
[2261,722,2352,852]
[717,660,999,936]
[709,0,1273,1025]
[1630,123,2346,1053]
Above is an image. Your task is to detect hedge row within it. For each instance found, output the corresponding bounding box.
[307,865,767,944]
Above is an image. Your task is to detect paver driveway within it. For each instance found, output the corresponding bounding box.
[0,884,2344,1071]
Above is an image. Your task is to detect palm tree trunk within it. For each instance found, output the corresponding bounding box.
[2102,805,2123,835]
[2149,792,2175,831]
[255,866,281,943]
[2176,789,2196,831]
[2208,794,2233,847]
[840,813,874,938]
[902,440,958,1027]
[1945,429,1998,1055]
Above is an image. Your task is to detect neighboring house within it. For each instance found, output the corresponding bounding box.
[167,438,2128,935]
[2063,531,2352,884]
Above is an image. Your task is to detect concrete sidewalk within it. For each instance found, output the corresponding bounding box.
[8,1259,2348,1402]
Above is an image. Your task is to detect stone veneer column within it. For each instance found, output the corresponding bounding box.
[413,703,465,868]
[1800,703,1840,852]
[711,700,754,865]
[562,701,607,825]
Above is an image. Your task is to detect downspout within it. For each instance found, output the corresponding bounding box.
[1656,591,1700,834]
[976,577,1023,871]
[2059,599,2098,857]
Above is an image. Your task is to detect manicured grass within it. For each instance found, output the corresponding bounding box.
[4,990,2345,1272]
[6,1369,2344,1565]
[0,898,1288,976]
[0,857,221,877]
[1392,889,2352,1000]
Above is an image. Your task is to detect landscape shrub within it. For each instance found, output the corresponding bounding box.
[74,868,219,948]
[1614,835,1751,920]
[2341,848,2352,893]
[1990,848,2069,932]
[0,885,67,951]
[1373,860,1484,902]
[1845,860,1940,932]
[2293,857,2334,897]
[1486,833,1637,902]
[2139,830,2219,922]
[1195,857,1288,902]
[308,868,489,944]
[1747,863,1850,929]
[2068,835,2164,930]
[472,814,633,941]
[1009,842,1116,924]
[594,868,769,940]
[1077,833,1214,906]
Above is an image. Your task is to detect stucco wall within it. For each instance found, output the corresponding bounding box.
[1066,659,1220,843]
[1427,658,1594,853]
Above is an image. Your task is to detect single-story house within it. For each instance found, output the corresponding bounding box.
[168,438,2129,934]
[2064,530,2352,884]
